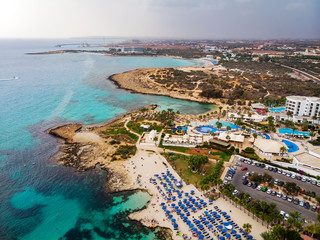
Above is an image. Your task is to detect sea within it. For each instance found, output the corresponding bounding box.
[0,39,213,240]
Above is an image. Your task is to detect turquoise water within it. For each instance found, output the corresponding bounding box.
[281,140,299,153]
[0,39,213,239]
[278,128,310,137]
[269,107,285,112]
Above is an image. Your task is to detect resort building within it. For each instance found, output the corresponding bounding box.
[286,96,320,118]
[217,132,244,148]
[253,138,288,159]
[227,113,266,122]
[293,147,320,171]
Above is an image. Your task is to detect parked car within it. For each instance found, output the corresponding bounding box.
[242,175,247,180]
[302,177,307,182]
[245,172,250,177]
[274,179,279,185]
[282,171,287,175]
[284,214,289,221]
[312,180,317,185]
[278,169,283,174]
[293,198,299,204]
[311,206,318,212]
[277,192,282,198]
[262,187,267,192]
[291,174,296,179]
[287,196,293,202]
[296,176,302,181]
[271,191,276,196]
[268,167,274,171]
[243,180,249,185]
[256,186,262,191]
[252,183,258,189]
[260,164,265,168]
[273,168,278,173]
[241,167,248,171]
[282,194,287,200]
[286,172,291,177]
[280,210,285,217]
[247,182,252,187]
[232,190,239,195]
[236,162,242,167]
[267,189,272,194]
[305,202,310,209]
[278,181,285,186]
[299,200,305,207]
[317,181,320,187]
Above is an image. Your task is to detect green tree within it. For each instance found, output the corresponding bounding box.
[219,106,223,116]
[280,146,287,156]
[187,155,208,173]
[226,126,231,131]
[243,223,252,237]
[253,132,258,141]
[216,121,222,129]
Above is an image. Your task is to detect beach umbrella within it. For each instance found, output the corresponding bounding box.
[199,235,204,239]
[184,207,188,211]
[178,193,182,197]
[209,199,213,203]
[192,228,197,232]
[204,211,208,215]
[203,202,207,206]
[198,224,204,229]
[194,201,198,205]
[166,211,170,214]
[172,196,176,199]
[168,214,173,219]
[167,197,171,201]
[222,229,227,233]
[162,206,166,210]
[183,198,187,202]
[196,220,200,224]
[189,223,194,228]
[161,202,165,206]
[197,231,202,235]
[192,207,196,211]
[248,235,253,239]
[181,204,185,208]
[155,174,159,176]
[208,224,213,228]
[220,237,225,240]
[213,211,217,215]
[174,224,178,229]
[185,193,189,196]
[226,234,231,239]
[236,234,241,239]
[171,203,176,207]
[226,215,230,219]
[177,209,181,213]
[152,179,156,181]
[222,212,227,215]
[223,222,230,226]
[186,220,191,225]
[231,230,237,234]
[183,217,188,221]
[168,189,172,192]
[218,225,223,229]
[171,219,176,223]
[161,172,165,175]
[207,214,212,218]
[180,213,184,217]
[210,218,215,221]
[175,206,179,210]
[205,221,209,225]
[216,215,221,219]
[201,218,206,221]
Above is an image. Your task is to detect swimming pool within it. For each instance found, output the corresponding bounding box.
[196,126,218,134]
[205,120,239,130]
[279,128,310,137]
[282,139,299,153]
[269,107,285,113]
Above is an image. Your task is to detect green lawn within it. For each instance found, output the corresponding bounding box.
[211,152,231,162]
[165,153,216,188]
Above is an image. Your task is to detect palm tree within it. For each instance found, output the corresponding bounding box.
[286,111,293,121]
[280,146,287,157]
[219,106,223,116]
[226,135,231,141]
[312,115,317,125]
[253,132,258,142]
[243,223,252,237]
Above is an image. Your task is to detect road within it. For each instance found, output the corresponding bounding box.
[231,161,318,222]
[276,63,320,82]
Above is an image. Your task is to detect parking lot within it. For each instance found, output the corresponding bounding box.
[229,157,318,222]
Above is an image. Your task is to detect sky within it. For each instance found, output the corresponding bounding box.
[0,0,319,39]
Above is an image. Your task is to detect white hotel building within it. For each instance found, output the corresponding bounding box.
[286,96,320,118]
